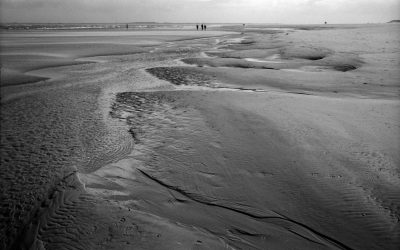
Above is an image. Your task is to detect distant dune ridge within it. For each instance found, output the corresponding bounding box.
[0,24,399,249]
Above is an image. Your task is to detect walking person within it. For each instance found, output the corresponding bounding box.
[196,24,199,30]
[204,24,207,31]
[201,24,204,31]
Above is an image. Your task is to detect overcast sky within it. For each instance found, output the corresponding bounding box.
[1,0,399,24]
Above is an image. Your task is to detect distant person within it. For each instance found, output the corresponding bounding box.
[126,24,128,29]
[201,24,204,30]
[196,24,199,30]
[204,24,207,31]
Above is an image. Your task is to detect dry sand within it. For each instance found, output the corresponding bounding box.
[1,24,399,249]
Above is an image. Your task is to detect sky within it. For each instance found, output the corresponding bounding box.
[1,0,399,24]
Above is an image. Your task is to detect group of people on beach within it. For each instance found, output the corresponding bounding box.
[196,24,207,31]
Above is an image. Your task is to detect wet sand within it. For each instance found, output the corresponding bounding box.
[1,25,399,249]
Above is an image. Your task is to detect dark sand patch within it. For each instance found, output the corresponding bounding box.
[146,67,216,86]
[279,46,332,60]
[146,65,397,98]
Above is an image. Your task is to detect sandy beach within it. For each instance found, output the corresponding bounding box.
[1,24,399,249]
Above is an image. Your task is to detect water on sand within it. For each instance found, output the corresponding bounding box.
[1,24,399,249]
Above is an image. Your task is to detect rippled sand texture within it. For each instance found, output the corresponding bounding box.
[0,29,233,249]
[1,24,399,249]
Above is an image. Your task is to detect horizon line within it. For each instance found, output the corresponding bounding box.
[0,21,397,25]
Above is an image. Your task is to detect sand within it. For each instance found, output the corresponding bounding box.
[1,24,399,249]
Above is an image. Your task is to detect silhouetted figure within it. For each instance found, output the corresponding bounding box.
[204,24,207,31]
[201,24,204,30]
[196,24,199,30]
[126,24,128,29]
